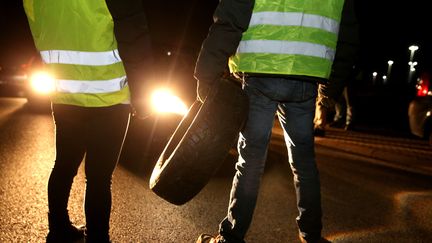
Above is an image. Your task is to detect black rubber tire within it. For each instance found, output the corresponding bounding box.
[149,77,248,205]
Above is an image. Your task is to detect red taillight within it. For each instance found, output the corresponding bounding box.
[416,73,430,97]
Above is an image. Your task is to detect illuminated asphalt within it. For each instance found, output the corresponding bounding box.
[0,98,431,242]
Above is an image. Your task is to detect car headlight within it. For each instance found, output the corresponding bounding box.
[30,71,55,94]
[151,89,188,115]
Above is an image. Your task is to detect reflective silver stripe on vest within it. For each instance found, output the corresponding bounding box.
[249,12,339,34]
[40,49,122,66]
[237,40,335,60]
[55,76,127,93]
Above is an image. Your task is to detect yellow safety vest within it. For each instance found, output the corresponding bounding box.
[229,0,345,79]
[23,0,130,107]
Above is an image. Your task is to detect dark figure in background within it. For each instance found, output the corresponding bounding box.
[193,0,348,242]
[314,0,361,137]
[329,83,356,130]
[23,0,152,242]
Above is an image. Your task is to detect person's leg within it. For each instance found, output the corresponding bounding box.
[48,104,87,240]
[84,105,130,242]
[330,93,346,128]
[344,86,355,129]
[278,82,322,242]
[218,77,278,242]
[313,91,327,137]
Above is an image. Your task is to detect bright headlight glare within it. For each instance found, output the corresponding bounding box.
[30,72,55,94]
[151,89,188,115]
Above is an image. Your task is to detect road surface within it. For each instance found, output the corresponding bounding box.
[0,97,431,242]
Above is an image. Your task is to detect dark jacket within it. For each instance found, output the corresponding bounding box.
[194,0,360,88]
[318,0,361,100]
[194,0,255,85]
[105,0,153,103]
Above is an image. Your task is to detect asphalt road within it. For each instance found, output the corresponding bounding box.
[0,97,431,242]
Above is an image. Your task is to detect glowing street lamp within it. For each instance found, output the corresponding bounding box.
[408,45,419,61]
[372,71,378,85]
[408,61,418,84]
[409,61,418,71]
[386,60,394,82]
[407,45,419,84]
[382,75,387,84]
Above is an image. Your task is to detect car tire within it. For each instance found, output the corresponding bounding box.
[149,77,248,205]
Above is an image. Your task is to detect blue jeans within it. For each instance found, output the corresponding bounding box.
[219,77,321,242]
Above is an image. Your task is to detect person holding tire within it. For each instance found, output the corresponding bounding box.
[194,0,348,242]
[23,0,152,242]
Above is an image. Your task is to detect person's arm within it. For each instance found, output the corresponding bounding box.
[194,0,254,101]
[106,0,153,116]
[320,0,360,103]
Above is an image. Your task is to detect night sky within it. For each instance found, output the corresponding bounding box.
[0,0,429,86]
[356,0,430,84]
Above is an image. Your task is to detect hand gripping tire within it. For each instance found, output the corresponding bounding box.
[149,77,248,205]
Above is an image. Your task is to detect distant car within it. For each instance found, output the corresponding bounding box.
[0,65,27,97]
[0,55,54,111]
[408,71,432,145]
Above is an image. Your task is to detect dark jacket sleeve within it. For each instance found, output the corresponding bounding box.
[105,0,153,102]
[320,0,360,100]
[194,0,255,84]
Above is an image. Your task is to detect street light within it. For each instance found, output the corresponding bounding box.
[387,60,394,82]
[408,61,418,84]
[408,45,419,84]
[409,61,418,71]
[382,75,387,84]
[372,71,378,85]
[408,45,419,61]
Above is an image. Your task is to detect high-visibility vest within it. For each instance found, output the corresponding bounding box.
[23,0,129,107]
[229,0,345,79]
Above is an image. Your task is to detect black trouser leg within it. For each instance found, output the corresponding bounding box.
[50,104,130,240]
[49,105,86,229]
[83,105,130,240]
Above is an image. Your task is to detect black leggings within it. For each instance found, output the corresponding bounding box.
[48,104,130,236]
